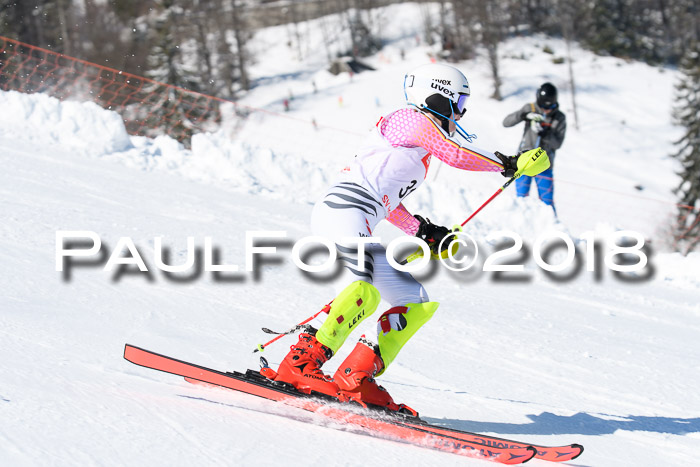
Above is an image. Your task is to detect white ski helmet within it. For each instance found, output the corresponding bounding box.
[404,63,471,119]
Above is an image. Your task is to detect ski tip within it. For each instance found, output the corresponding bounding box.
[506,446,537,464]
[523,446,537,463]
[570,443,584,460]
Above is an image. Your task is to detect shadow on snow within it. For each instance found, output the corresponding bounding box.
[423,412,700,437]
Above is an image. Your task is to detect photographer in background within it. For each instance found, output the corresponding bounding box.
[503,82,567,213]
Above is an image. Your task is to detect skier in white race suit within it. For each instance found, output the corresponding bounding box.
[267,63,525,415]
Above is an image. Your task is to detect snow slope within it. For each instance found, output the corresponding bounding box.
[2,3,700,466]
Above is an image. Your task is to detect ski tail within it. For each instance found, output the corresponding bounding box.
[124,344,293,403]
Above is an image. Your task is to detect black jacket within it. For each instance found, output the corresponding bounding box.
[503,103,566,162]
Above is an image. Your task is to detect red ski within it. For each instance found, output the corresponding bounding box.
[400,422,582,462]
[124,344,581,463]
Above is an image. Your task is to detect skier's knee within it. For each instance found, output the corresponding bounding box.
[376,301,440,374]
[384,281,429,307]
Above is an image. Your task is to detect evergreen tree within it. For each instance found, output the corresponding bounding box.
[347,9,381,57]
[671,44,700,254]
[143,0,203,142]
[146,0,200,90]
[0,0,66,50]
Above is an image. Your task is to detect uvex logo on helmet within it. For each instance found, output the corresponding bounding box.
[430,82,455,98]
[403,63,471,120]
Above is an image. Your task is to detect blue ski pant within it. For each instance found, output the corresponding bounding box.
[515,166,555,211]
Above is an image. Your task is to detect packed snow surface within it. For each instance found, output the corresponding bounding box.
[2,3,699,466]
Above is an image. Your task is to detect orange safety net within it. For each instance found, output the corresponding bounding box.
[0,35,228,145]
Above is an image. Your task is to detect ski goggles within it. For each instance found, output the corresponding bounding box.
[451,93,469,116]
[539,100,558,110]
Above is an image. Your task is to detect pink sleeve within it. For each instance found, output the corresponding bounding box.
[386,203,421,235]
[382,109,503,172]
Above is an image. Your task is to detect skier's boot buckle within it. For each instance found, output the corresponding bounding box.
[274,330,339,397]
[333,336,415,415]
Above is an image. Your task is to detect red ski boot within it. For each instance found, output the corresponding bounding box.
[272,329,339,397]
[333,336,417,416]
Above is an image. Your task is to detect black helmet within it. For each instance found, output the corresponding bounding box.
[536,82,558,109]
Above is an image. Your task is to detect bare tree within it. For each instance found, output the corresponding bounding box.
[560,2,579,130]
[474,0,505,100]
[0,0,77,51]
[216,27,236,98]
[229,0,250,91]
[417,1,435,46]
[286,2,306,61]
[55,0,72,54]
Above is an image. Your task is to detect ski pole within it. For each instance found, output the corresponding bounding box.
[459,175,517,227]
[253,304,330,353]
[398,150,550,265]
[400,181,515,265]
[459,147,550,227]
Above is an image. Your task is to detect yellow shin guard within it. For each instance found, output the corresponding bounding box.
[376,301,440,375]
[316,281,381,354]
